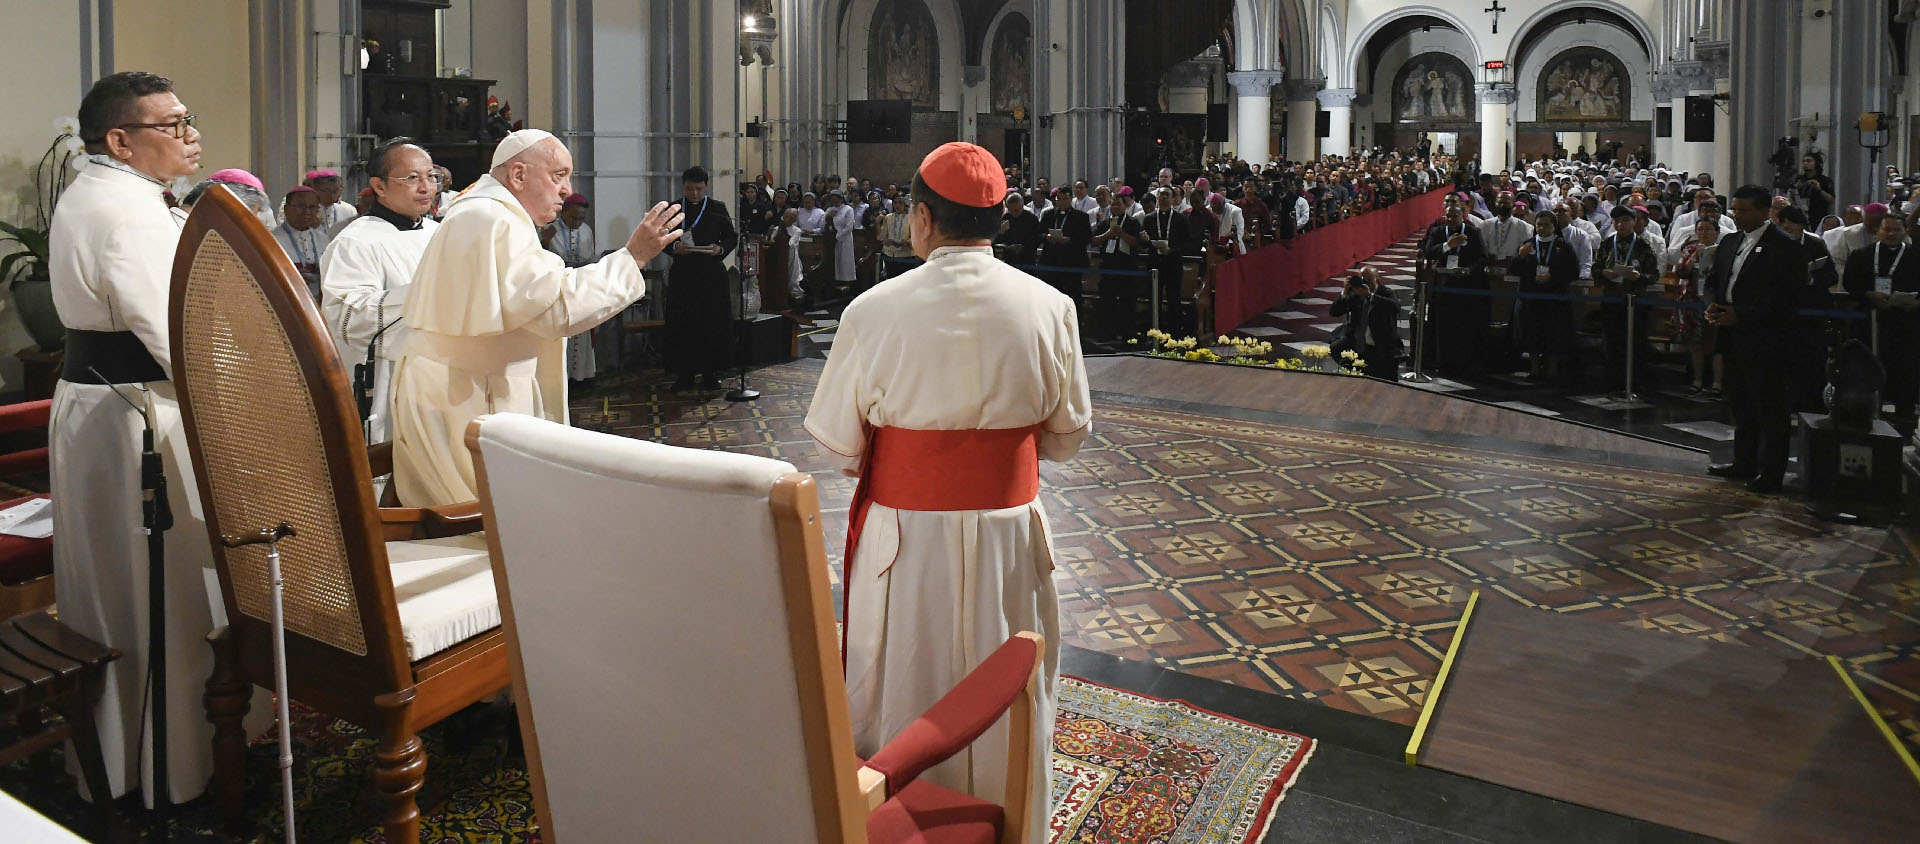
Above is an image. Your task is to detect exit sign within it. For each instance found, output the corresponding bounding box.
[1484,61,1507,69]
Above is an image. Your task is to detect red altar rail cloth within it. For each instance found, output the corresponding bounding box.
[1215,188,1449,332]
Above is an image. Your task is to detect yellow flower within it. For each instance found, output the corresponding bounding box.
[1352,359,1366,369]
[1217,335,1231,345]
[1127,338,1139,345]
[1302,345,1331,359]
[1339,349,1359,362]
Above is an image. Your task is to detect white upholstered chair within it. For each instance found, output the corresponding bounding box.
[466,413,1045,844]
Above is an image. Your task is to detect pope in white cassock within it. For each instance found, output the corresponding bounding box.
[390,130,683,506]
[48,70,268,805]
[806,142,1092,842]
[320,139,440,445]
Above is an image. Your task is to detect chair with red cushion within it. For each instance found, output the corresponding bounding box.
[0,399,53,618]
[467,413,1044,844]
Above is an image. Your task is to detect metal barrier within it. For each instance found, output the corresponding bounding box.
[881,255,1177,335]
[1412,281,1870,400]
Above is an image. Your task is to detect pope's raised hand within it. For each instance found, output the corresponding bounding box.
[626,201,687,263]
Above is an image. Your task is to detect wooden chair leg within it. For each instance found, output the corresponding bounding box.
[51,691,127,844]
[203,626,253,835]
[373,689,425,844]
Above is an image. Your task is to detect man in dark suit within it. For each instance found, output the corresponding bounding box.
[1037,187,1093,301]
[1706,184,1811,493]
[1841,212,1920,427]
[665,165,738,391]
[1140,189,1195,331]
[1423,203,1490,375]
[1330,267,1403,380]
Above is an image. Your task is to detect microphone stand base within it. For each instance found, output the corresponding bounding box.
[724,387,760,403]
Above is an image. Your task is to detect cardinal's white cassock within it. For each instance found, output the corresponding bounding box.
[47,159,269,805]
[319,207,439,445]
[390,174,648,506]
[805,245,1091,842]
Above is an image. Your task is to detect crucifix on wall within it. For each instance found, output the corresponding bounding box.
[1486,0,1506,34]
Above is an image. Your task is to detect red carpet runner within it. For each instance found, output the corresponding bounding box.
[1214,188,1449,331]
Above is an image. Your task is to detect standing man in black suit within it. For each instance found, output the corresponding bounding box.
[1423,202,1489,375]
[1139,189,1195,332]
[1706,184,1810,493]
[665,165,738,391]
[1037,187,1093,301]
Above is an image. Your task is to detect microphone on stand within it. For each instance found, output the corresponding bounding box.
[355,315,404,442]
[92,367,176,843]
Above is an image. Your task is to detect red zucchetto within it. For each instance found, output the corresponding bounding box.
[918,142,1005,208]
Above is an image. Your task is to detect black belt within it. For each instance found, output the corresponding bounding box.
[62,329,166,385]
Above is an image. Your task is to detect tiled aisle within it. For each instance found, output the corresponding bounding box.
[570,362,1920,751]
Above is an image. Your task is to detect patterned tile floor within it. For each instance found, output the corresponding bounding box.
[1228,232,1740,452]
[573,360,1920,751]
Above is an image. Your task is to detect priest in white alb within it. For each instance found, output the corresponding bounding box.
[805,142,1092,842]
[389,129,683,506]
[320,138,440,445]
[49,71,268,806]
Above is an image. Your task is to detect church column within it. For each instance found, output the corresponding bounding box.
[1318,88,1355,159]
[1477,83,1517,172]
[1727,0,1797,189]
[1285,78,1323,161]
[1828,0,1891,203]
[1059,0,1126,183]
[1227,70,1285,165]
[1651,73,1680,169]
[959,65,984,145]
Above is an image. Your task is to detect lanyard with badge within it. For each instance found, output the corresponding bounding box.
[288,228,318,269]
[1876,244,1906,294]
[1444,225,1463,269]
[1533,237,1555,282]
[682,196,709,247]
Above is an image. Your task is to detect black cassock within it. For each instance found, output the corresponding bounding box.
[665,196,739,379]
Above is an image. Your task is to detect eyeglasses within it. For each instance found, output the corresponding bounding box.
[118,114,196,139]
[380,172,443,186]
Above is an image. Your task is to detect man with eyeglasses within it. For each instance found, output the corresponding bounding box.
[273,185,331,298]
[319,138,441,445]
[302,167,358,230]
[48,70,271,808]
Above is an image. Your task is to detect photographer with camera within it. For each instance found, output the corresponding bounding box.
[1795,153,1834,222]
[1329,267,1402,380]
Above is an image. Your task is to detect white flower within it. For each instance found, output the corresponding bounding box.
[61,135,83,155]
[69,155,89,172]
[52,116,79,136]
[1216,335,1230,345]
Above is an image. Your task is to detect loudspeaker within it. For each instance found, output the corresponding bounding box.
[1684,96,1715,143]
[846,100,911,143]
[1316,109,1331,139]
[1207,104,1229,142]
[1655,106,1672,138]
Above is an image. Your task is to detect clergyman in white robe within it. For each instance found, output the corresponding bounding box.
[806,244,1092,842]
[319,208,439,445]
[48,157,269,805]
[390,141,680,507]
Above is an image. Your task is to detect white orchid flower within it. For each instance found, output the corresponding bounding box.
[61,135,84,155]
[53,116,79,136]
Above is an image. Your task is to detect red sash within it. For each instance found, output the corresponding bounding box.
[842,425,1042,662]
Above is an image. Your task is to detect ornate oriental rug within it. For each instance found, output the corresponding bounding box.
[1049,677,1313,844]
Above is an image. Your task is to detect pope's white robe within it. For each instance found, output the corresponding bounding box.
[47,162,269,805]
[391,174,648,506]
[544,220,601,381]
[319,213,438,445]
[805,246,1092,843]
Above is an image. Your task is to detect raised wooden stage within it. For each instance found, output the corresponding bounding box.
[1414,595,1920,844]
[1085,355,1695,466]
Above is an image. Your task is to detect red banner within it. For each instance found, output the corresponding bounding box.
[1213,188,1449,331]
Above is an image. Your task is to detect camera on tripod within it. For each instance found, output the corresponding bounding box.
[1770,136,1804,192]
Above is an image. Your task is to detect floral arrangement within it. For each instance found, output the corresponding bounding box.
[0,118,87,286]
[1132,329,1365,376]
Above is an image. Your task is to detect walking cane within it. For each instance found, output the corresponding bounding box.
[222,523,299,844]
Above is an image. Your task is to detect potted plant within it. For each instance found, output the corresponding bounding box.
[0,117,86,352]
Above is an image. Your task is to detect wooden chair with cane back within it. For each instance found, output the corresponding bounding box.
[166,185,507,844]
[466,412,1045,844]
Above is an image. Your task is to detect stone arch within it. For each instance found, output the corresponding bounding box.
[838,0,964,112]
[1343,5,1484,91]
